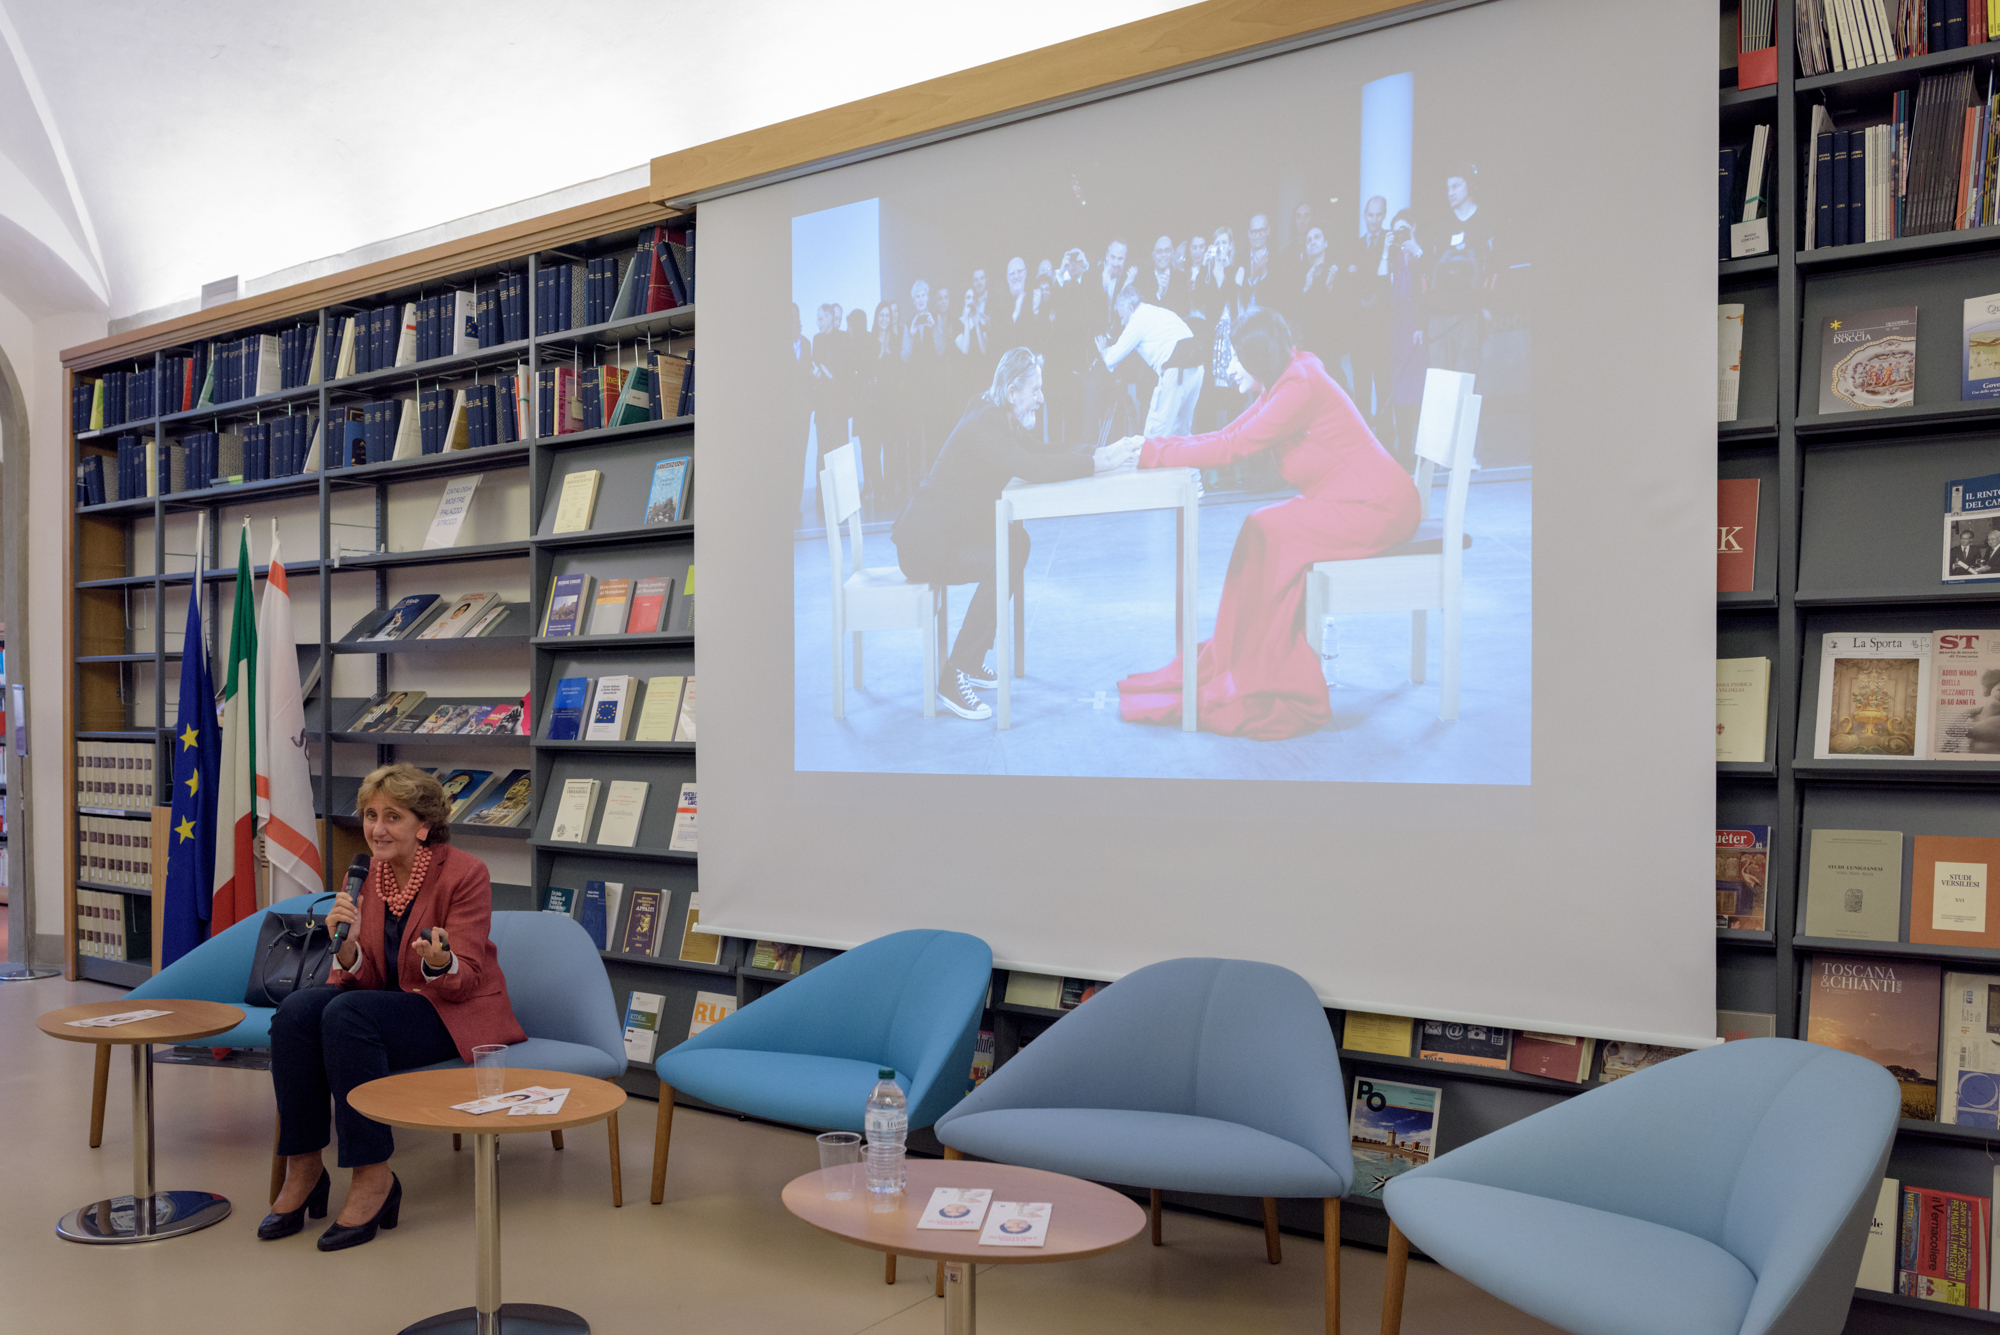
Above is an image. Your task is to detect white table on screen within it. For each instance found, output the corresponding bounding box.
[994,466,1201,731]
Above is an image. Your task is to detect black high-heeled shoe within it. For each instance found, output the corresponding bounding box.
[317,1173,402,1252]
[257,1168,330,1240]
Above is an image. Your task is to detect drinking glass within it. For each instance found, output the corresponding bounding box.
[816,1131,863,1200]
[472,1045,507,1100]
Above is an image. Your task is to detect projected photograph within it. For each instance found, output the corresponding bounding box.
[791,67,1531,782]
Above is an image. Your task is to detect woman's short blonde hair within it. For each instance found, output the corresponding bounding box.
[355,763,452,845]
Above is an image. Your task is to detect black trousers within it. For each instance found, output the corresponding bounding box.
[903,522,1032,681]
[271,986,458,1168]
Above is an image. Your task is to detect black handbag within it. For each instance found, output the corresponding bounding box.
[244,894,341,1008]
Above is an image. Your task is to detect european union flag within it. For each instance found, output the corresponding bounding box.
[161,576,219,967]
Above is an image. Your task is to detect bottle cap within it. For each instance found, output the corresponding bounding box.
[879,1068,895,1079]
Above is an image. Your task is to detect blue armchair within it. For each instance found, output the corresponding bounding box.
[419,911,630,1204]
[87,892,325,1148]
[1380,1037,1901,1335]
[934,957,1351,1330]
[649,928,992,1205]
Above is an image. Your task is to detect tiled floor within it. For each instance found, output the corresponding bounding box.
[0,973,1564,1334]
[794,479,1530,783]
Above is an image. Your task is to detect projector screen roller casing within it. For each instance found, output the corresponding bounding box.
[695,0,1719,1049]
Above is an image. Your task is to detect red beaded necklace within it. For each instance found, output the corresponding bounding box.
[375,844,433,918]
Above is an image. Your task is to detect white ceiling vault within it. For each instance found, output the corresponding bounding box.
[0,0,1196,325]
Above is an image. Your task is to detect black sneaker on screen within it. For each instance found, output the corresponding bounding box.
[937,670,993,720]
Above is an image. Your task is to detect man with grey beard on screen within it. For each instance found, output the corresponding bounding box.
[894,348,1138,719]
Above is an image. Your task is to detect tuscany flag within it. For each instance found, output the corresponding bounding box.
[161,521,218,967]
[257,529,323,899]
[212,523,259,932]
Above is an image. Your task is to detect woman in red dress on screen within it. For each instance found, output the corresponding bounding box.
[1118,309,1420,740]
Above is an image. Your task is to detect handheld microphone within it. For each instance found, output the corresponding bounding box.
[329,853,370,950]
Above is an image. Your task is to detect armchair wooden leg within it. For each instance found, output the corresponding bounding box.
[1150,1188,1163,1245]
[650,1082,676,1204]
[89,1045,110,1148]
[943,1146,964,1160]
[1263,1197,1282,1264]
[453,1133,461,1151]
[550,1129,564,1150]
[1324,1198,1341,1335]
[1380,1220,1409,1335]
[270,1114,285,1206]
[606,1111,623,1207]
[885,1252,897,1285]
[936,1260,945,1297]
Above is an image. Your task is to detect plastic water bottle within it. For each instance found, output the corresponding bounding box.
[864,1068,908,1194]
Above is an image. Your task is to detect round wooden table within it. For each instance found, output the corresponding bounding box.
[783,1159,1147,1334]
[37,998,245,1243]
[347,1067,626,1335]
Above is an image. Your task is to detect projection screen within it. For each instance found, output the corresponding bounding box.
[693,0,1719,1048]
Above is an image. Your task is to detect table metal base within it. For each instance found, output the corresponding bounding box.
[0,965,60,981]
[398,1304,588,1335]
[56,1190,231,1243]
[943,1260,976,1334]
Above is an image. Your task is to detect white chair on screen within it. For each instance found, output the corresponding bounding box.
[1304,368,1480,721]
[820,442,941,719]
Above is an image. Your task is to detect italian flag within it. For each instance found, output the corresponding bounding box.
[257,531,322,898]
[211,523,259,932]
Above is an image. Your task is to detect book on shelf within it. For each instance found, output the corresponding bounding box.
[1933,630,2000,752]
[541,885,578,917]
[595,780,649,847]
[416,705,476,734]
[549,777,602,843]
[349,691,427,733]
[1348,1077,1439,1201]
[1802,828,1904,941]
[678,891,722,965]
[1939,971,2000,1126]
[1943,476,2000,585]
[547,677,592,741]
[1861,1178,1901,1294]
[541,574,593,638]
[1003,972,1063,1009]
[622,991,666,1062]
[467,701,525,735]
[1341,1012,1415,1058]
[1715,657,1770,763]
[466,603,513,639]
[750,941,804,974]
[634,676,686,742]
[1966,292,2000,400]
[363,594,444,642]
[552,471,602,534]
[668,782,697,852]
[1596,1043,1691,1082]
[653,351,692,419]
[971,1031,996,1086]
[436,770,498,822]
[458,770,531,828]
[1417,1020,1511,1068]
[627,577,673,634]
[681,564,695,632]
[646,458,690,525]
[1508,1033,1595,1083]
[619,888,665,957]
[674,677,697,743]
[1814,632,1931,758]
[1717,1010,1778,1042]
[1734,0,1777,88]
[578,882,614,951]
[585,676,636,741]
[1716,479,1758,592]
[416,592,499,641]
[690,991,737,1037]
[1059,978,1103,1009]
[1898,1184,1990,1307]
[422,477,483,550]
[587,579,632,637]
[1805,952,1941,1119]
[1720,123,1774,258]
[1816,307,1916,413]
[73,741,156,810]
[1912,835,2000,949]
[1717,304,1745,423]
[1715,825,1770,931]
